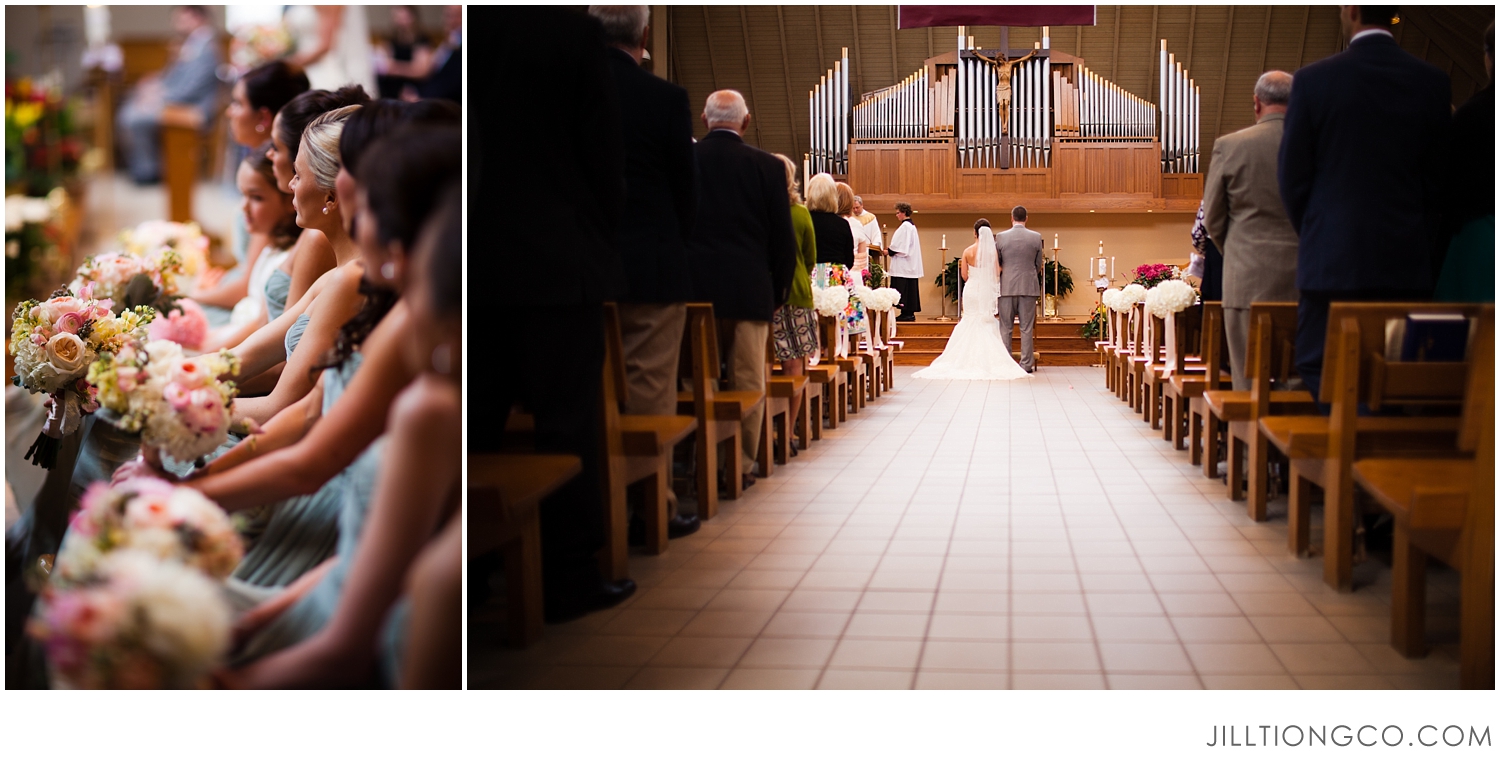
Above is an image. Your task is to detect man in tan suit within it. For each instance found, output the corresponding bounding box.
[1204,70,1301,391]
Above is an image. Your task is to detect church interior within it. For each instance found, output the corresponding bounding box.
[471,3,1496,699]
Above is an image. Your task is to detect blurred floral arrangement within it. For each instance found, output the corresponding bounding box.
[1080,303,1108,341]
[1129,262,1179,290]
[5,189,69,300]
[230,24,293,73]
[5,77,82,196]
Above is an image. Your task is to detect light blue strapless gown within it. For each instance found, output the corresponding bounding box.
[234,432,384,666]
[229,351,364,587]
[264,268,292,322]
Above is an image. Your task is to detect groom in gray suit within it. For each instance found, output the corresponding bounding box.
[995,206,1044,373]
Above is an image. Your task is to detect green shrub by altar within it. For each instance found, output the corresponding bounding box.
[1080,303,1107,340]
[1044,261,1074,298]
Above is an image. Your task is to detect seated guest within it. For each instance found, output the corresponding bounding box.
[193,61,310,326]
[1204,71,1300,392]
[1435,22,1495,303]
[1278,4,1451,398]
[219,183,461,688]
[115,5,220,185]
[685,89,797,487]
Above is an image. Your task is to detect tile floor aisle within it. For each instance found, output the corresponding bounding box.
[470,367,1463,690]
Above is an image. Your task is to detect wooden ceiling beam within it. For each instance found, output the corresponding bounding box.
[888,6,899,83]
[1110,5,1122,80]
[1148,5,1159,102]
[1212,6,1237,142]
[850,6,864,98]
[1405,10,1488,84]
[701,6,720,93]
[1185,6,1197,71]
[1296,6,1311,69]
[737,6,764,145]
[775,5,799,152]
[1258,6,1274,75]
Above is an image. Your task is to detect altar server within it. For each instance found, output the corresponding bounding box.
[888,202,923,321]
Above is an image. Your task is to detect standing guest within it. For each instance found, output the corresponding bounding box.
[685,89,796,488]
[772,154,819,378]
[1205,71,1300,392]
[590,5,700,537]
[1435,22,1495,303]
[995,205,1044,373]
[1278,5,1451,398]
[806,174,854,270]
[285,5,377,95]
[888,202,924,321]
[836,182,871,344]
[474,6,633,622]
[1189,202,1224,302]
[115,5,220,185]
[852,196,884,271]
[416,6,463,104]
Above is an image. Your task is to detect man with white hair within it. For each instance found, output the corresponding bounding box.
[685,89,796,490]
[1204,70,1300,392]
[589,6,701,538]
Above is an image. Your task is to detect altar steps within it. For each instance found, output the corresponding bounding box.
[891,319,1098,367]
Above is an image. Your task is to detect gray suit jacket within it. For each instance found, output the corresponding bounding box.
[995,224,1044,296]
[161,28,222,123]
[1203,113,1299,309]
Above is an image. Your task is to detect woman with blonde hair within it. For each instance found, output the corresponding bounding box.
[771,155,818,377]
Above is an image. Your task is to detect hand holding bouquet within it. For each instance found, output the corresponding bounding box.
[89,338,241,465]
[9,288,155,468]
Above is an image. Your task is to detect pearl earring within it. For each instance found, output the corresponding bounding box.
[255,124,265,133]
[380,262,396,280]
[321,206,329,215]
[431,344,453,375]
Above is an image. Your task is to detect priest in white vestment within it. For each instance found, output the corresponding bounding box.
[887,202,923,321]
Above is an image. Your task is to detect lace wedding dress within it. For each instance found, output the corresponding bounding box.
[912,227,1030,381]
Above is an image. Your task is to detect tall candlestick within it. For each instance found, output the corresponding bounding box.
[941,234,947,249]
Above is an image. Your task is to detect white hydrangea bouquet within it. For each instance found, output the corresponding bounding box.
[1145,279,1198,319]
[88,337,242,466]
[813,285,850,317]
[1100,287,1126,313]
[57,477,244,583]
[28,548,232,689]
[9,288,156,468]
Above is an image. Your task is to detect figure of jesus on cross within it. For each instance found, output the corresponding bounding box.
[972,46,1039,138]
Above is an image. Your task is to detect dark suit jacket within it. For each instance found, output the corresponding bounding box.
[604,47,697,304]
[809,210,854,268]
[685,130,796,322]
[1278,33,1451,294]
[1447,85,1494,234]
[475,6,624,307]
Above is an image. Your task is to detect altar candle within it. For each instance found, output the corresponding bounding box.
[1054,233,1059,249]
[1111,257,1116,278]
[941,234,947,249]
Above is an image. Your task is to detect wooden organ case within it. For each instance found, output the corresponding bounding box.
[811,31,1205,212]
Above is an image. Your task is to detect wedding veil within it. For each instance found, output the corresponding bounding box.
[975,226,998,274]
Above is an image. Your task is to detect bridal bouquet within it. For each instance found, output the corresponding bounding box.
[1145,279,1198,318]
[57,478,243,582]
[121,220,210,279]
[89,338,241,464]
[28,549,232,689]
[70,248,188,313]
[9,290,156,467]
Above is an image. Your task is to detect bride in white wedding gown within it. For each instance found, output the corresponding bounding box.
[912,221,1030,381]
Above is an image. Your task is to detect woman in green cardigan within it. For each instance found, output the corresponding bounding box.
[772,154,819,377]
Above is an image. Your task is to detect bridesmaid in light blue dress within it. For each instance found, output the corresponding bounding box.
[213,128,461,689]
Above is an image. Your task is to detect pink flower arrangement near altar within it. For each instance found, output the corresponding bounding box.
[1130,262,1177,289]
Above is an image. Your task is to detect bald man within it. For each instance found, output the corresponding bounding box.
[684,89,796,488]
[1204,70,1300,392]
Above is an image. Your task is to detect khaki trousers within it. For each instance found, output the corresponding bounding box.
[617,303,687,416]
[1224,306,1250,392]
[717,319,768,474]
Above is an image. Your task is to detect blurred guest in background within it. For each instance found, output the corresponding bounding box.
[115,5,220,185]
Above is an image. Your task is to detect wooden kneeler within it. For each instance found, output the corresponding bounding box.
[1350,309,1494,688]
[761,337,808,476]
[676,304,764,519]
[600,304,697,566]
[469,454,580,648]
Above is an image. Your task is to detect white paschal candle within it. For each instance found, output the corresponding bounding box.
[941,234,947,249]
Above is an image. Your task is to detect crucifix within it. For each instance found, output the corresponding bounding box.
[972,27,1040,169]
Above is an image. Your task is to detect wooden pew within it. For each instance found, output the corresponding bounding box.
[761,337,808,476]
[600,304,696,563]
[1186,304,1229,468]
[1123,303,1152,410]
[1199,303,1317,513]
[1145,310,1206,431]
[1350,307,1493,688]
[1165,303,1218,451]
[160,103,202,223]
[469,454,581,647]
[1260,303,1484,591]
[820,314,867,415]
[676,304,765,518]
